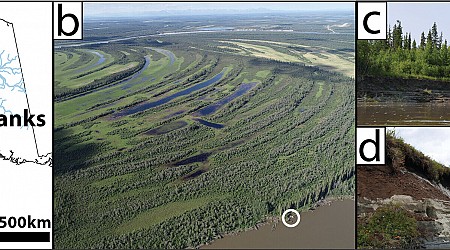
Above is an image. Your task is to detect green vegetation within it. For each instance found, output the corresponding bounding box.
[54,13,354,249]
[387,130,450,185]
[358,21,450,79]
[315,82,324,99]
[116,196,215,234]
[358,204,419,249]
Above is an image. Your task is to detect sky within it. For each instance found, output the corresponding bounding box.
[391,127,450,167]
[84,2,353,18]
[389,3,450,43]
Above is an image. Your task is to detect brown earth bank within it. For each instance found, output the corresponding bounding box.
[357,76,450,102]
[357,165,450,201]
[357,132,450,202]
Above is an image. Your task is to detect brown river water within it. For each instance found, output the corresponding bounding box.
[202,199,355,249]
[358,102,450,126]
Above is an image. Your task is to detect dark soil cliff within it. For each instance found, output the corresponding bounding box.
[357,76,450,102]
[358,132,450,200]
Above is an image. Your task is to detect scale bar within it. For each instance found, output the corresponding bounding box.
[0,232,50,242]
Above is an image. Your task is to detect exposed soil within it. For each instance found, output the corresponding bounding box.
[357,134,450,248]
[357,165,450,201]
[358,133,450,201]
[357,76,450,102]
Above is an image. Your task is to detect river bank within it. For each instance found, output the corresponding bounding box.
[357,76,450,125]
[200,197,355,249]
[357,76,450,103]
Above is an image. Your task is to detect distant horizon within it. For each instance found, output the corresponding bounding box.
[84,2,354,19]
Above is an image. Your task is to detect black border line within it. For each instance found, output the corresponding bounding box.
[52,2,55,248]
[81,2,84,40]
[11,23,41,158]
[354,2,358,248]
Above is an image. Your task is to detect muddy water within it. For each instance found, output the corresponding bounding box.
[358,102,450,125]
[203,199,355,249]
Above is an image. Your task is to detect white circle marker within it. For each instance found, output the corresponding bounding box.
[281,209,301,228]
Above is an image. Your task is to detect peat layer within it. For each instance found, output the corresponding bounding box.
[357,76,450,102]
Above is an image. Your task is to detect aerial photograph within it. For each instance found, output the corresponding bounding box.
[357,3,450,125]
[358,127,450,249]
[54,2,355,248]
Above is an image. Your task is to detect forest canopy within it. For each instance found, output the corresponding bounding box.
[358,21,450,79]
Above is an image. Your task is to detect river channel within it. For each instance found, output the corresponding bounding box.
[203,199,355,249]
[358,102,450,126]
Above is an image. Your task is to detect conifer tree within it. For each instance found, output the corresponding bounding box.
[420,32,426,49]
[431,22,439,48]
[392,20,403,49]
[358,21,450,78]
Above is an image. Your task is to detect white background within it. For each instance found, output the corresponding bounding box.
[357,127,386,165]
[358,2,387,40]
[0,2,52,249]
[54,2,83,40]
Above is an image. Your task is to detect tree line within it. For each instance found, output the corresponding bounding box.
[358,21,450,79]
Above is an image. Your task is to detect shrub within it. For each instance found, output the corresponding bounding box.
[358,204,419,249]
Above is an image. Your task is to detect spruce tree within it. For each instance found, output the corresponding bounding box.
[431,22,439,48]
[407,33,412,50]
[392,20,403,49]
[420,32,426,49]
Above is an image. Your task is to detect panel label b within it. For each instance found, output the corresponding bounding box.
[53,2,83,40]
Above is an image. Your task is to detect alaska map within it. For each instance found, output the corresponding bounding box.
[0,18,51,165]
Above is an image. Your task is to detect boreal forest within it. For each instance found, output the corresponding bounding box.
[358,21,450,79]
